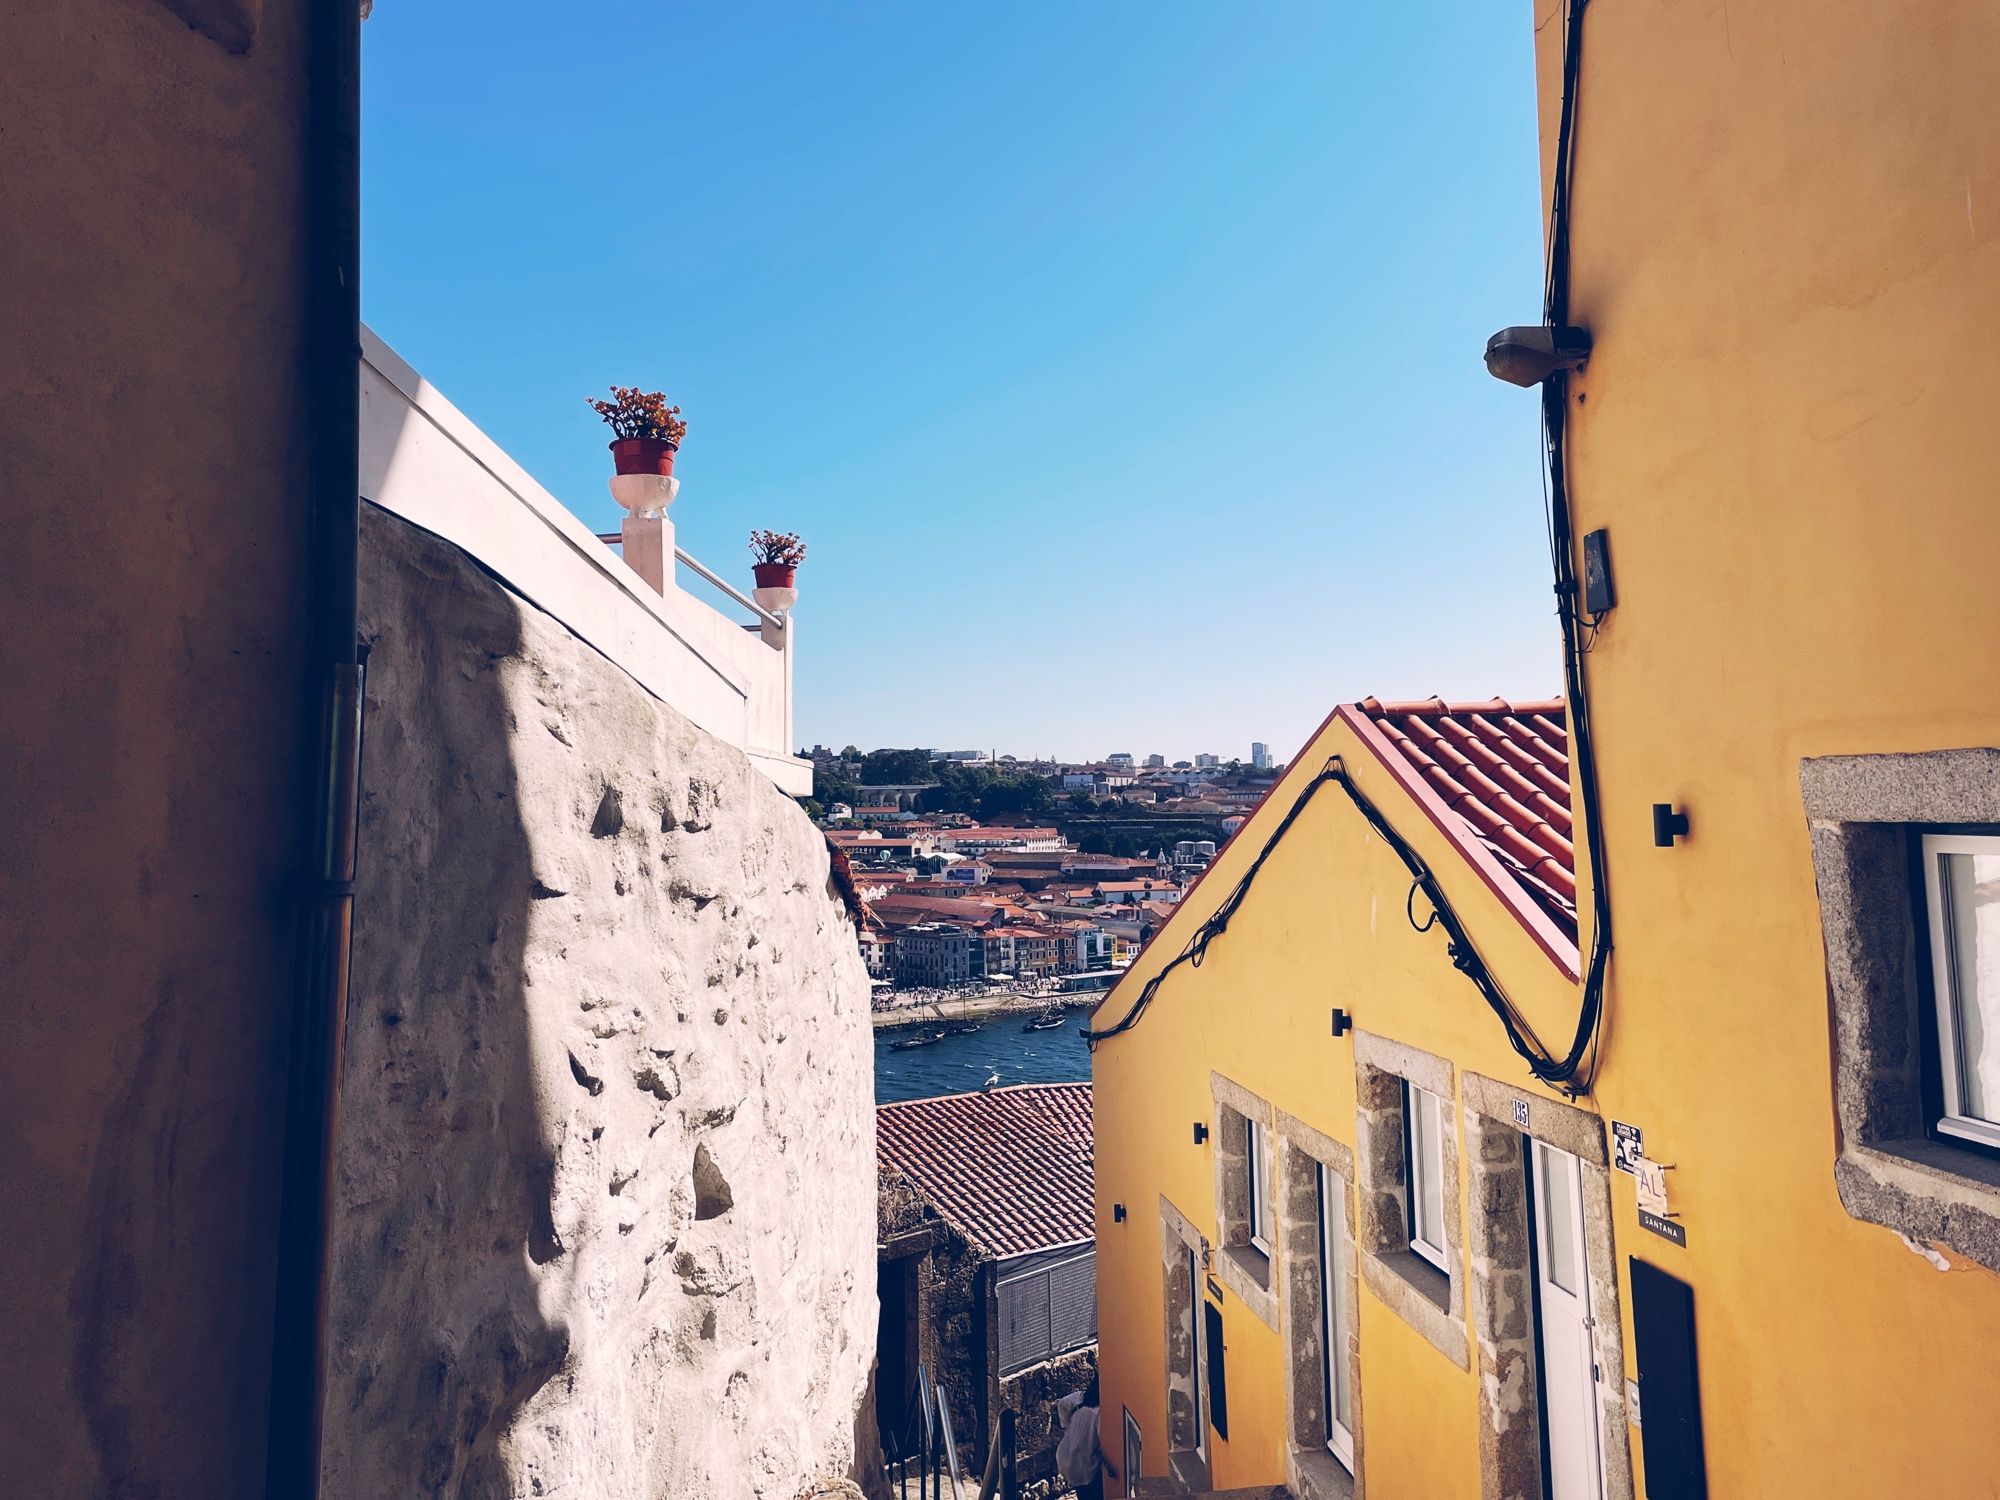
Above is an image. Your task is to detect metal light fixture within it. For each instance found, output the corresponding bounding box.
[1484,324,1592,387]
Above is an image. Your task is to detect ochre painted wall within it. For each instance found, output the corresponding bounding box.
[1091,709,1586,1499]
[1530,0,2000,1493]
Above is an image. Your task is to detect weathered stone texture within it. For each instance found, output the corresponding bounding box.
[322,506,875,1498]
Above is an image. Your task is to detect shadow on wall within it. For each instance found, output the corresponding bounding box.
[321,490,879,1497]
[324,500,565,1492]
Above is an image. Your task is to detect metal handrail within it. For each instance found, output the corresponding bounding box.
[675,544,785,630]
[592,531,784,631]
[886,1364,988,1500]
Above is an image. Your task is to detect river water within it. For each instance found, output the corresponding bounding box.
[874,1015,1092,1103]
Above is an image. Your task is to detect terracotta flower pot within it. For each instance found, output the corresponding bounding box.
[610,437,679,477]
[753,562,798,590]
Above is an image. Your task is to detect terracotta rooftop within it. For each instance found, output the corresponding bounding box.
[877,1083,1094,1258]
[871,899,1010,931]
[1339,696,1578,973]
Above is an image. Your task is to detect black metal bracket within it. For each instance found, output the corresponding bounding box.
[1193,1121,1209,1145]
[1652,803,1690,847]
[1331,1007,1352,1037]
[1113,1202,1127,1223]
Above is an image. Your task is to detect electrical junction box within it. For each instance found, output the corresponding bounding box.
[1583,528,1616,614]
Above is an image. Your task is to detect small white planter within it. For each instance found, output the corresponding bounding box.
[608,472,680,519]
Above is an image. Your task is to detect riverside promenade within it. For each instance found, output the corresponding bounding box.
[870,987,1102,1031]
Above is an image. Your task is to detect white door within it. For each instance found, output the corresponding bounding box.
[1531,1139,1603,1500]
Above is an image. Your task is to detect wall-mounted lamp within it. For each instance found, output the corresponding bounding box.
[1484,324,1592,387]
[1193,1122,1209,1145]
[1653,803,1691,847]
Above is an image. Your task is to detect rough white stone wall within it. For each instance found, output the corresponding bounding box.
[323,505,875,1499]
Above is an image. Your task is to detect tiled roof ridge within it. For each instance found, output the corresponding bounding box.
[878,1078,1090,1114]
[1357,694,1564,719]
[1346,695,1580,973]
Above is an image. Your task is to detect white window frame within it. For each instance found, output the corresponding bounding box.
[1406,1082,1449,1272]
[1922,832,2000,1150]
[1316,1163,1355,1471]
[1247,1116,1275,1257]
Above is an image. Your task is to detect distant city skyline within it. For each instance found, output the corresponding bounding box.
[813,740,1285,768]
[362,3,1559,760]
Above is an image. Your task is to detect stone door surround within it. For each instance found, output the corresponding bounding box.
[1460,1073,1634,1500]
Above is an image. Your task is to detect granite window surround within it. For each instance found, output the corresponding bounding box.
[1275,1111,1364,1500]
[1351,1030,1468,1368]
[1802,748,2000,1273]
[1210,1072,1279,1327]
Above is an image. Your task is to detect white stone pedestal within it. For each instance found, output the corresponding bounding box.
[621,512,674,594]
[611,473,681,595]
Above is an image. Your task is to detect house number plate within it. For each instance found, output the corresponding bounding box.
[1511,1098,1531,1128]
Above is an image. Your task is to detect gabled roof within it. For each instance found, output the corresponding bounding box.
[1337,696,1577,975]
[871,894,1009,926]
[876,1083,1094,1257]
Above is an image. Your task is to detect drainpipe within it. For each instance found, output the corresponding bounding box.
[264,0,362,1493]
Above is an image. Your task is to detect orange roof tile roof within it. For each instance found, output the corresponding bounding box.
[1339,696,1578,974]
[876,1084,1094,1257]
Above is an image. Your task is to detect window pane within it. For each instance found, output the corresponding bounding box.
[1252,1123,1275,1247]
[1416,1088,1445,1250]
[1247,1118,1261,1224]
[1537,1143,1580,1295]
[1320,1166,1352,1440]
[1944,849,2000,1122]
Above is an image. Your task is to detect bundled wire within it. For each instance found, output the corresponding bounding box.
[1088,0,1611,1094]
[1084,758,1585,1092]
[1530,0,1613,1090]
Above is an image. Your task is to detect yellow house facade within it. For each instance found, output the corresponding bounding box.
[1090,2,2000,1497]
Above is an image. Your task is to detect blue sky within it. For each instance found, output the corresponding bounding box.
[362,2,1556,764]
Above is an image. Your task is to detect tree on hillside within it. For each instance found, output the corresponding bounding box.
[860,748,936,785]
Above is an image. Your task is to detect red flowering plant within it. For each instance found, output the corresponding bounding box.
[749,530,807,568]
[586,387,688,445]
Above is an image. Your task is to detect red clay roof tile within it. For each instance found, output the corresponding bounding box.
[876,1083,1093,1257]
[1352,697,1577,944]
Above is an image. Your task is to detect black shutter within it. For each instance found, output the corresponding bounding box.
[1629,1258,1708,1500]
[1203,1297,1228,1441]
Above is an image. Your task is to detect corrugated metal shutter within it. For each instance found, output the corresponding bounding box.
[997,1272,1050,1374]
[1048,1251,1096,1354]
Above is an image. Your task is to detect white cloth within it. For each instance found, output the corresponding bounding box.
[1056,1402,1101,1486]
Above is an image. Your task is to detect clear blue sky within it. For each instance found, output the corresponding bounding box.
[362,2,1557,765]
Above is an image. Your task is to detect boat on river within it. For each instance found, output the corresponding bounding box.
[889,1029,948,1051]
[1022,1007,1067,1033]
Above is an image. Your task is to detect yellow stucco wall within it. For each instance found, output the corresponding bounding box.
[1527,0,2000,1492]
[1096,3,2000,1495]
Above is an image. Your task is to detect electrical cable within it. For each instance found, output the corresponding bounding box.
[1532,0,1614,1091]
[1086,0,1611,1095]
[1084,758,1583,1089]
